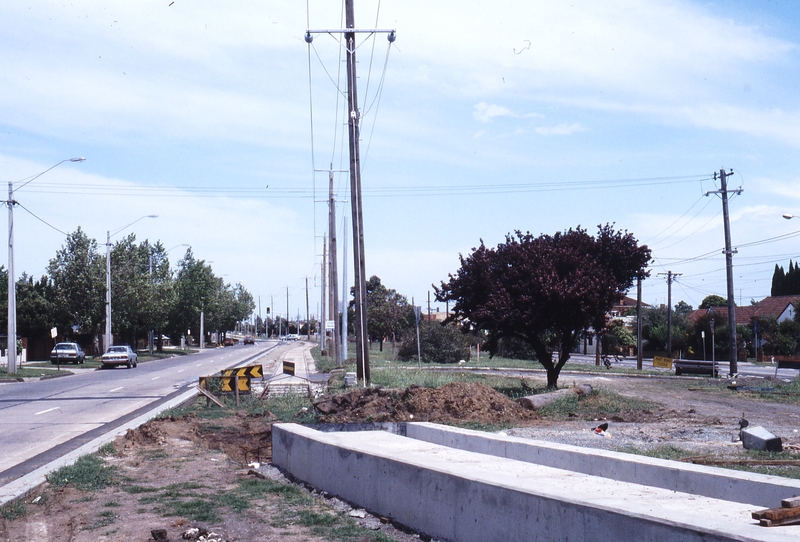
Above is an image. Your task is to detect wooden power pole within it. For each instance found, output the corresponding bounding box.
[306,3,395,384]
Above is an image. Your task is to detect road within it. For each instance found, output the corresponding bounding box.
[568,354,800,379]
[0,340,283,488]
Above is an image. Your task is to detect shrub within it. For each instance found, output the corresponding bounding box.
[397,321,470,364]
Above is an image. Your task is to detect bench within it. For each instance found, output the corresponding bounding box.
[674,359,719,377]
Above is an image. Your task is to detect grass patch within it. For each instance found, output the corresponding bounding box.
[97,442,117,457]
[82,510,117,531]
[47,454,117,491]
[159,497,220,523]
[537,388,659,420]
[616,444,698,461]
[0,500,27,520]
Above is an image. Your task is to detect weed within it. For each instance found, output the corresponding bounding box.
[123,485,158,494]
[615,444,697,461]
[104,501,120,508]
[97,442,117,457]
[159,497,219,523]
[537,388,659,420]
[0,500,26,520]
[217,491,250,513]
[47,454,117,490]
[82,510,117,531]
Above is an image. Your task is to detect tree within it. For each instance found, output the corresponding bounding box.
[349,276,415,352]
[436,224,650,388]
[168,249,218,344]
[699,295,728,309]
[47,228,106,349]
[16,273,55,341]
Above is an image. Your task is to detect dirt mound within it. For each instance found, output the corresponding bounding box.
[314,382,538,425]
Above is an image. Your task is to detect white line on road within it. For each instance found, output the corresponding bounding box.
[151,377,160,381]
[109,387,124,392]
[34,408,61,416]
[177,369,185,373]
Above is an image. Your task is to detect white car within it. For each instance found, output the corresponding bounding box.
[285,334,300,341]
[101,345,138,369]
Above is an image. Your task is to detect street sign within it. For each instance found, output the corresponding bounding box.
[199,375,251,393]
[221,365,263,378]
[283,361,296,376]
[653,356,674,369]
[325,320,335,330]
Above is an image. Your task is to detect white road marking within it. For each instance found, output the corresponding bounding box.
[151,376,160,381]
[177,369,185,373]
[34,408,61,416]
[109,387,124,392]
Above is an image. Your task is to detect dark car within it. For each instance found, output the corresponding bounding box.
[50,342,86,365]
[244,335,255,345]
[100,345,138,369]
[223,337,235,346]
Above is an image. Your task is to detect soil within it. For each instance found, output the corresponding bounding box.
[2,368,799,542]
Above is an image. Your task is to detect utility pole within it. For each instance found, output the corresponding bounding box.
[705,168,742,375]
[658,271,681,357]
[341,214,349,362]
[305,278,311,341]
[329,169,342,367]
[321,236,327,352]
[305,7,395,385]
[286,286,289,336]
[636,275,643,370]
[345,0,369,384]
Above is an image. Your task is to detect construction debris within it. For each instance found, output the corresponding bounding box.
[741,425,783,452]
[752,497,800,527]
[516,384,593,411]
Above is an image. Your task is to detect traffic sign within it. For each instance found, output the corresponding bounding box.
[221,364,263,378]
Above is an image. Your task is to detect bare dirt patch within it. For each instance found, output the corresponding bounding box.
[313,381,538,425]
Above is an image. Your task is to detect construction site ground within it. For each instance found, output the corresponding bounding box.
[1,350,799,541]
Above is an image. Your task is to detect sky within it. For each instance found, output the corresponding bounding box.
[3,0,800,322]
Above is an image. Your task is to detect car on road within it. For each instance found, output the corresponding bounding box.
[50,342,86,365]
[243,335,255,345]
[223,337,235,346]
[100,345,138,369]
[286,334,299,341]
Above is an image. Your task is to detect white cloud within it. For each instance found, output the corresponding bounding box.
[534,123,586,136]
[473,102,515,123]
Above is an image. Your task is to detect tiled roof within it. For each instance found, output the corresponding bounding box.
[687,296,800,326]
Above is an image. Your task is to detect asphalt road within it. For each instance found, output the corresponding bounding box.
[568,353,800,379]
[0,340,281,488]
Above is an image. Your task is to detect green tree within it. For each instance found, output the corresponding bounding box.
[436,224,650,389]
[349,276,415,352]
[16,273,55,341]
[699,295,728,310]
[47,228,106,349]
[168,249,218,344]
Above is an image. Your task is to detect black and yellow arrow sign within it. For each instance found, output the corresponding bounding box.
[221,364,263,378]
[220,376,250,392]
[199,375,251,393]
[283,361,296,376]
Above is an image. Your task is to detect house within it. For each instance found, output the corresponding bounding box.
[687,295,800,327]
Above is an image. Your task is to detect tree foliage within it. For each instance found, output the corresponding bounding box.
[349,276,415,351]
[436,224,651,388]
[699,295,728,309]
[771,261,800,296]
[397,321,470,364]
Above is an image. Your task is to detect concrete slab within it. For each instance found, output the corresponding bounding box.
[273,423,799,542]
[407,422,800,508]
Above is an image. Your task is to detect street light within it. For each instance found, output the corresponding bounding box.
[6,157,85,374]
[105,215,158,351]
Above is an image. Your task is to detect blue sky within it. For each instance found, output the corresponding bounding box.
[3,0,800,321]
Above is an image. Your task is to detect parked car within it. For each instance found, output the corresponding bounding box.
[100,345,138,368]
[223,337,235,346]
[50,342,85,365]
[243,335,255,345]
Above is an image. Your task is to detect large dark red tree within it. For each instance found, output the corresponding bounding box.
[435,224,651,389]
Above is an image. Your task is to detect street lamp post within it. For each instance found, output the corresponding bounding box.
[6,157,85,374]
[104,215,158,351]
